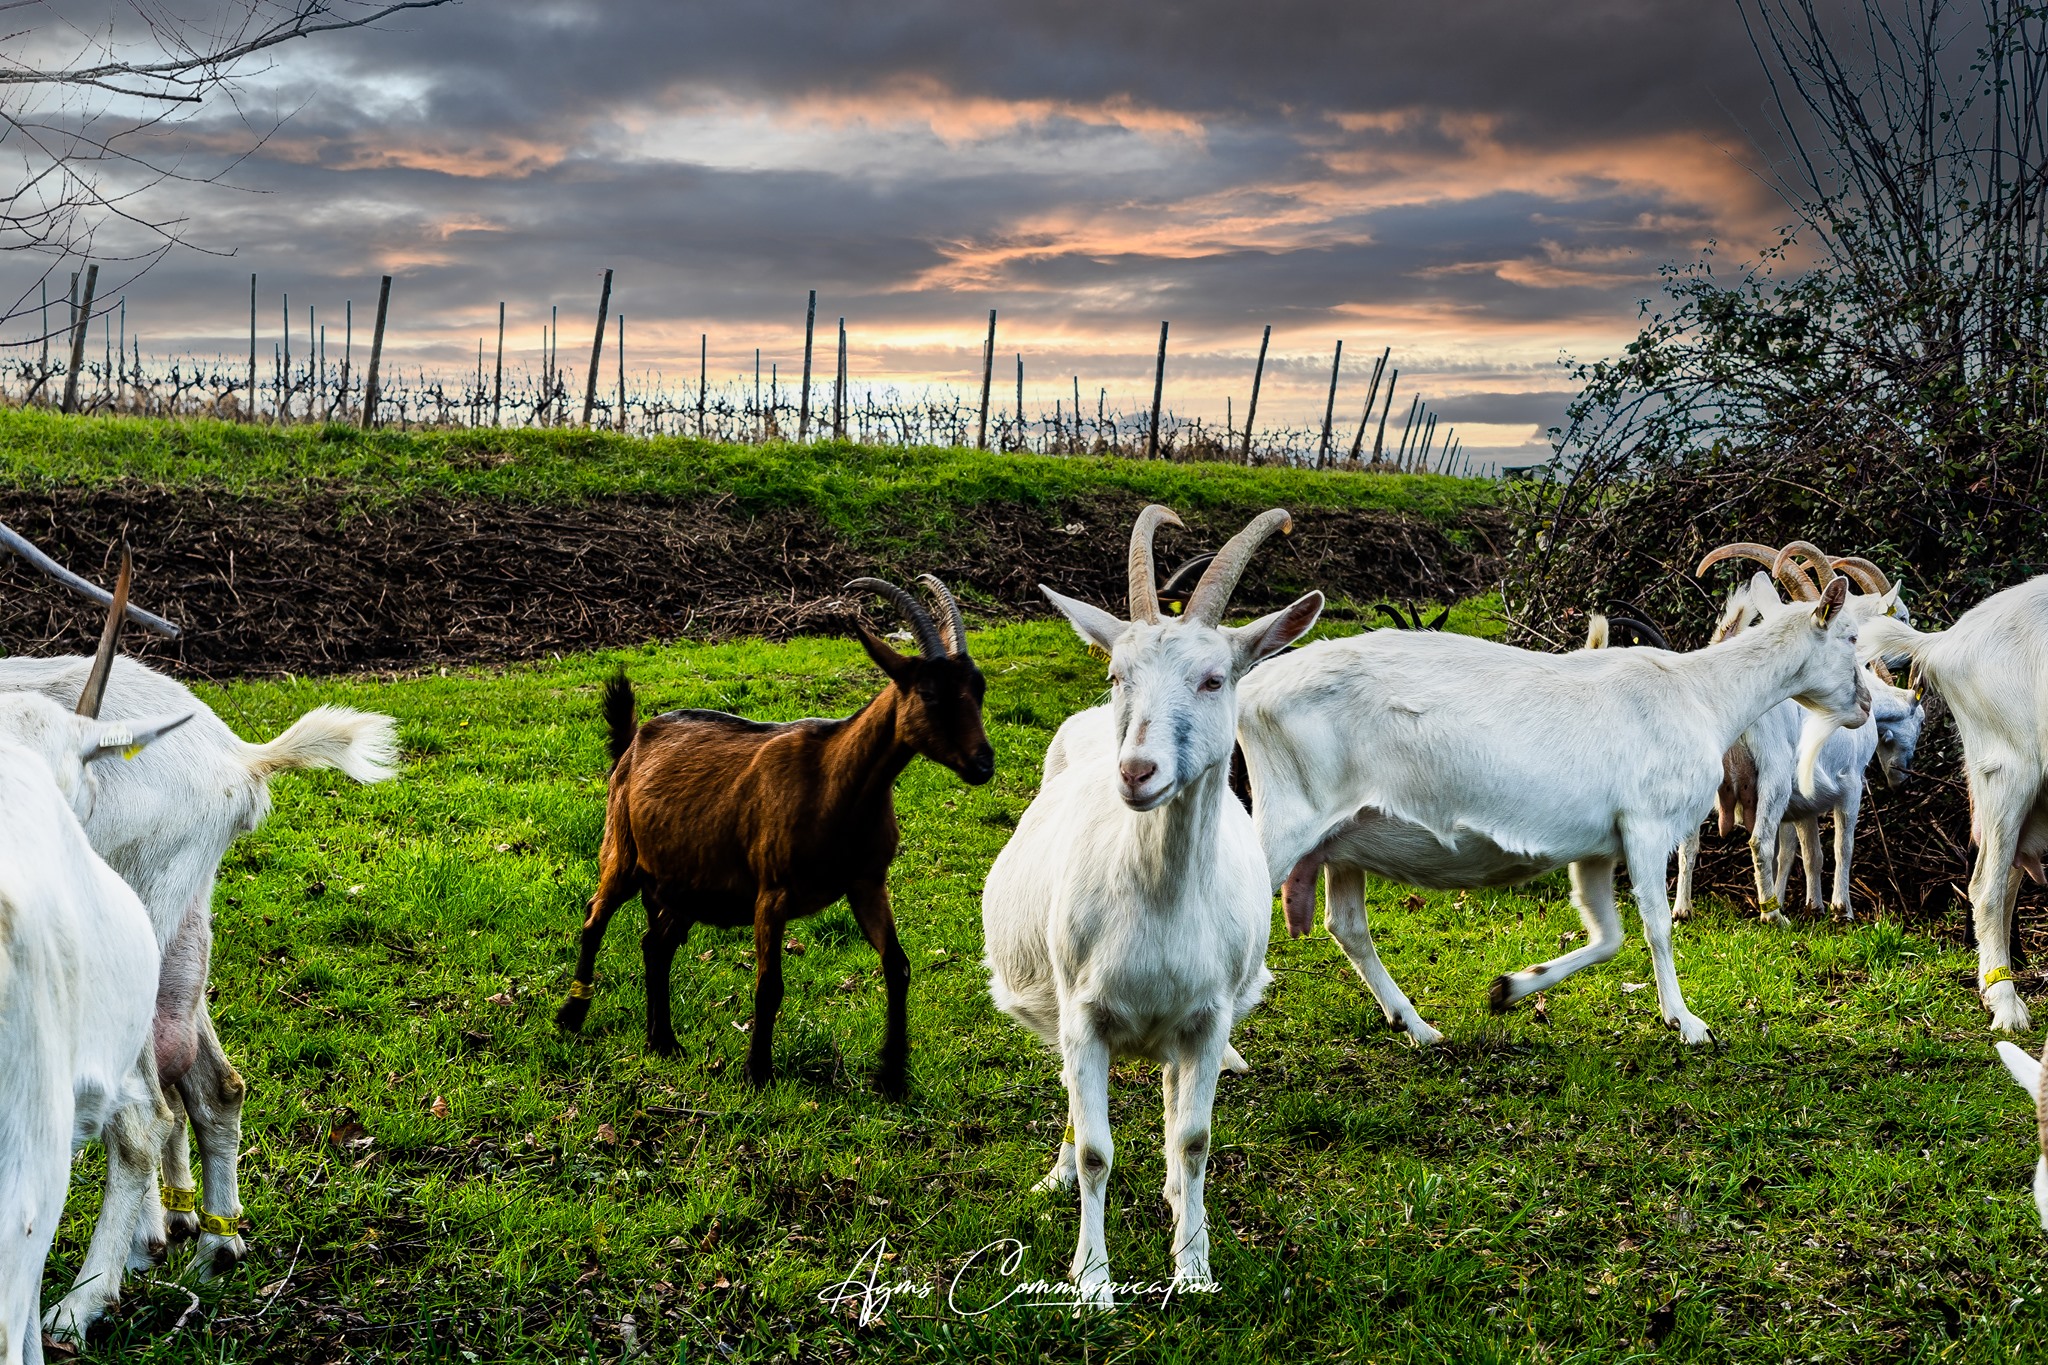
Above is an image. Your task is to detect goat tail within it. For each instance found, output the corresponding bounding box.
[1862,612,1934,685]
[244,706,400,783]
[603,668,638,770]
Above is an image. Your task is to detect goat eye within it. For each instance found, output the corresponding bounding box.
[1200,676,1223,692]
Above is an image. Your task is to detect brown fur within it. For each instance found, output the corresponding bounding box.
[554,622,992,1097]
[1716,744,1759,838]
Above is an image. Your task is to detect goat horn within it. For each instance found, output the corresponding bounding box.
[1871,656,1897,686]
[1770,541,1831,602]
[1829,555,1893,595]
[1695,542,1784,578]
[846,577,946,659]
[75,543,132,719]
[1609,615,1672,650]
[0,519,181,638]
[1185,508,1293,627]
[916,574,970,657]
[1127,504,1184,624]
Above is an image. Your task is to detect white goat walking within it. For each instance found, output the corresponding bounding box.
[982,506,1321,1307]
[0,616,192,1358]
[1862,575,2048,1031]
[1236,571,1871,1047]
[0,524,399,1287]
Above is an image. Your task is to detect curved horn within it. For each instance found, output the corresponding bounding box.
[1695,542,1785,578]
[1829,555,1893,596]
[916,574,969,657]
[1871,656,1897,686]
[1185,508,1293,627]
[1127,504,1184,624]
[0,519,181,638]
[1373,602,1408,629]
[1608,615,1671,650]
[76,544,132,719]
[846,577,945,658]
[1770,540,1832,602]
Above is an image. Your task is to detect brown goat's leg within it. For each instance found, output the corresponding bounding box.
[745,892,790,1087]
[557,864,638,1033]
[849,878,911,1099]
[642,893,689,1056]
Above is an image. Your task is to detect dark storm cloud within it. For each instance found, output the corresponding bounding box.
[11,0,1789,449]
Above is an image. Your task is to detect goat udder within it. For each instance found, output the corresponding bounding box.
[1282,855,1322,938]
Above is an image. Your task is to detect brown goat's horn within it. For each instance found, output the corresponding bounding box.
[0,519,180,638]
[75,544,132,719]
[1871,656,1897,686]
[916,574,970,657]
[1127,504,1183,624]
[1770,541,1831,602]
[1696,542,1784,578]
[1184,508,1293,627]
[846,578,946,658]
[1829,555,1893,596]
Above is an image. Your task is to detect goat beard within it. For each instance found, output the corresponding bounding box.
[1282,854,1322,937]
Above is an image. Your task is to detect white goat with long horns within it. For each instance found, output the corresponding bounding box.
[1861,575,2048,1032]
[1671,541,1924,924]
[0,522,399,1299]
[982,505,1322,1307]
[1236,568,1870,1047]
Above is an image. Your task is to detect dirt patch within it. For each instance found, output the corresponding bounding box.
[0,487,1502,678]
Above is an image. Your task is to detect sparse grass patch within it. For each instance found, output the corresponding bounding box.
[38,619,2048,1363]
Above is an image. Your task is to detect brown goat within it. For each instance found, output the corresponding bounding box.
[553,576,994,1096]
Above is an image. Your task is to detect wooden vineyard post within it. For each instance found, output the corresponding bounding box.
[582,268,612,428]
[698,334,708,438]
[1371,368,1399,463]
[1349,346,1389,463]
[361,274,392,431]
[1240,324,1270,463]
[1318,338,1343,466]
[799,289,816,441]
[1015,352,1024,451]
[833,317,847,441]
[247,274,257,421]
[60,264,97,415]
[976,309,996,450]
[1146,320,1168,459]
[616,313,626,431]
[492,301,505,428]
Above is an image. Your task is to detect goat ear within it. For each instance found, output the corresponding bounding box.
[1997,1040,2044,1098]
[77,710,192,765]
[1229,591,1323,671]
[855,622,914,682]
[1040,585,1127,655]
[1814,574,1849,625]
[1877,585,1903,617]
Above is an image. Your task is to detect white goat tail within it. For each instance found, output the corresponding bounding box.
[242,706,400,783]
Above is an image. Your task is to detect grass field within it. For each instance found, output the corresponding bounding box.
[37,616,2048,1364]
[0,410,1495,528]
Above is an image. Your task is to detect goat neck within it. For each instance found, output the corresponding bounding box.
[816,684,920,813]
[1664,589,1861,754]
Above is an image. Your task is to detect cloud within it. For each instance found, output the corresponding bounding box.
[10,0,1788,450]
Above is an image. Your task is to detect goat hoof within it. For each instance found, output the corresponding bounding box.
[874,1067,909,1101]
[743,1058,775,1088]
[199,1233,248,1279]
[646,1034,680,1058]
[165,1210,201,1244]
[554,998,590,1032]
[1486,973,1516,1014]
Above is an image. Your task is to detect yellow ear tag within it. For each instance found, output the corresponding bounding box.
[122,743,145,760]
[1168,601,1182,615]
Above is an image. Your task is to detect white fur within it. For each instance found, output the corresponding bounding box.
[1994,1040,2048,1232]
[0,655,399,1285]
[0,696,177,1361]
[982,574,1319,1308]
[1674,665,1923,925]
[1864,576,2048,1032]
[1237,572,1870,1047]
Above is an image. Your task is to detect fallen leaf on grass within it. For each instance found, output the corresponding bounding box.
[597,1122,618,1145]
[784,938,805,955]
[698,950,715,962]
[329,1119,373,1151]
[486,991,515,1005]
[1621,981,1651,993]
[428,1095,450,1119]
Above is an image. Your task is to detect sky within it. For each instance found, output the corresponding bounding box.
[6,0,1793,468]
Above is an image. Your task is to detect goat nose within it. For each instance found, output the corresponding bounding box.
[1120,759,1158,788]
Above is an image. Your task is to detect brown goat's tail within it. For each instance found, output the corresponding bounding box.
[603,668,638,770]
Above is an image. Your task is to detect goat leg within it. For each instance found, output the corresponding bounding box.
[558,863,637,1034]
[849,878,911,1099]
[179,1006,248,1277]
[745,892,790,1087]
[640,889,687,1057]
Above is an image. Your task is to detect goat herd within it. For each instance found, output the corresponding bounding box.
[6,503,2048,1352]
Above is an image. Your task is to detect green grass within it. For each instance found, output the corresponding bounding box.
[41,618,2048,1363]
[0,410,1496,534]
